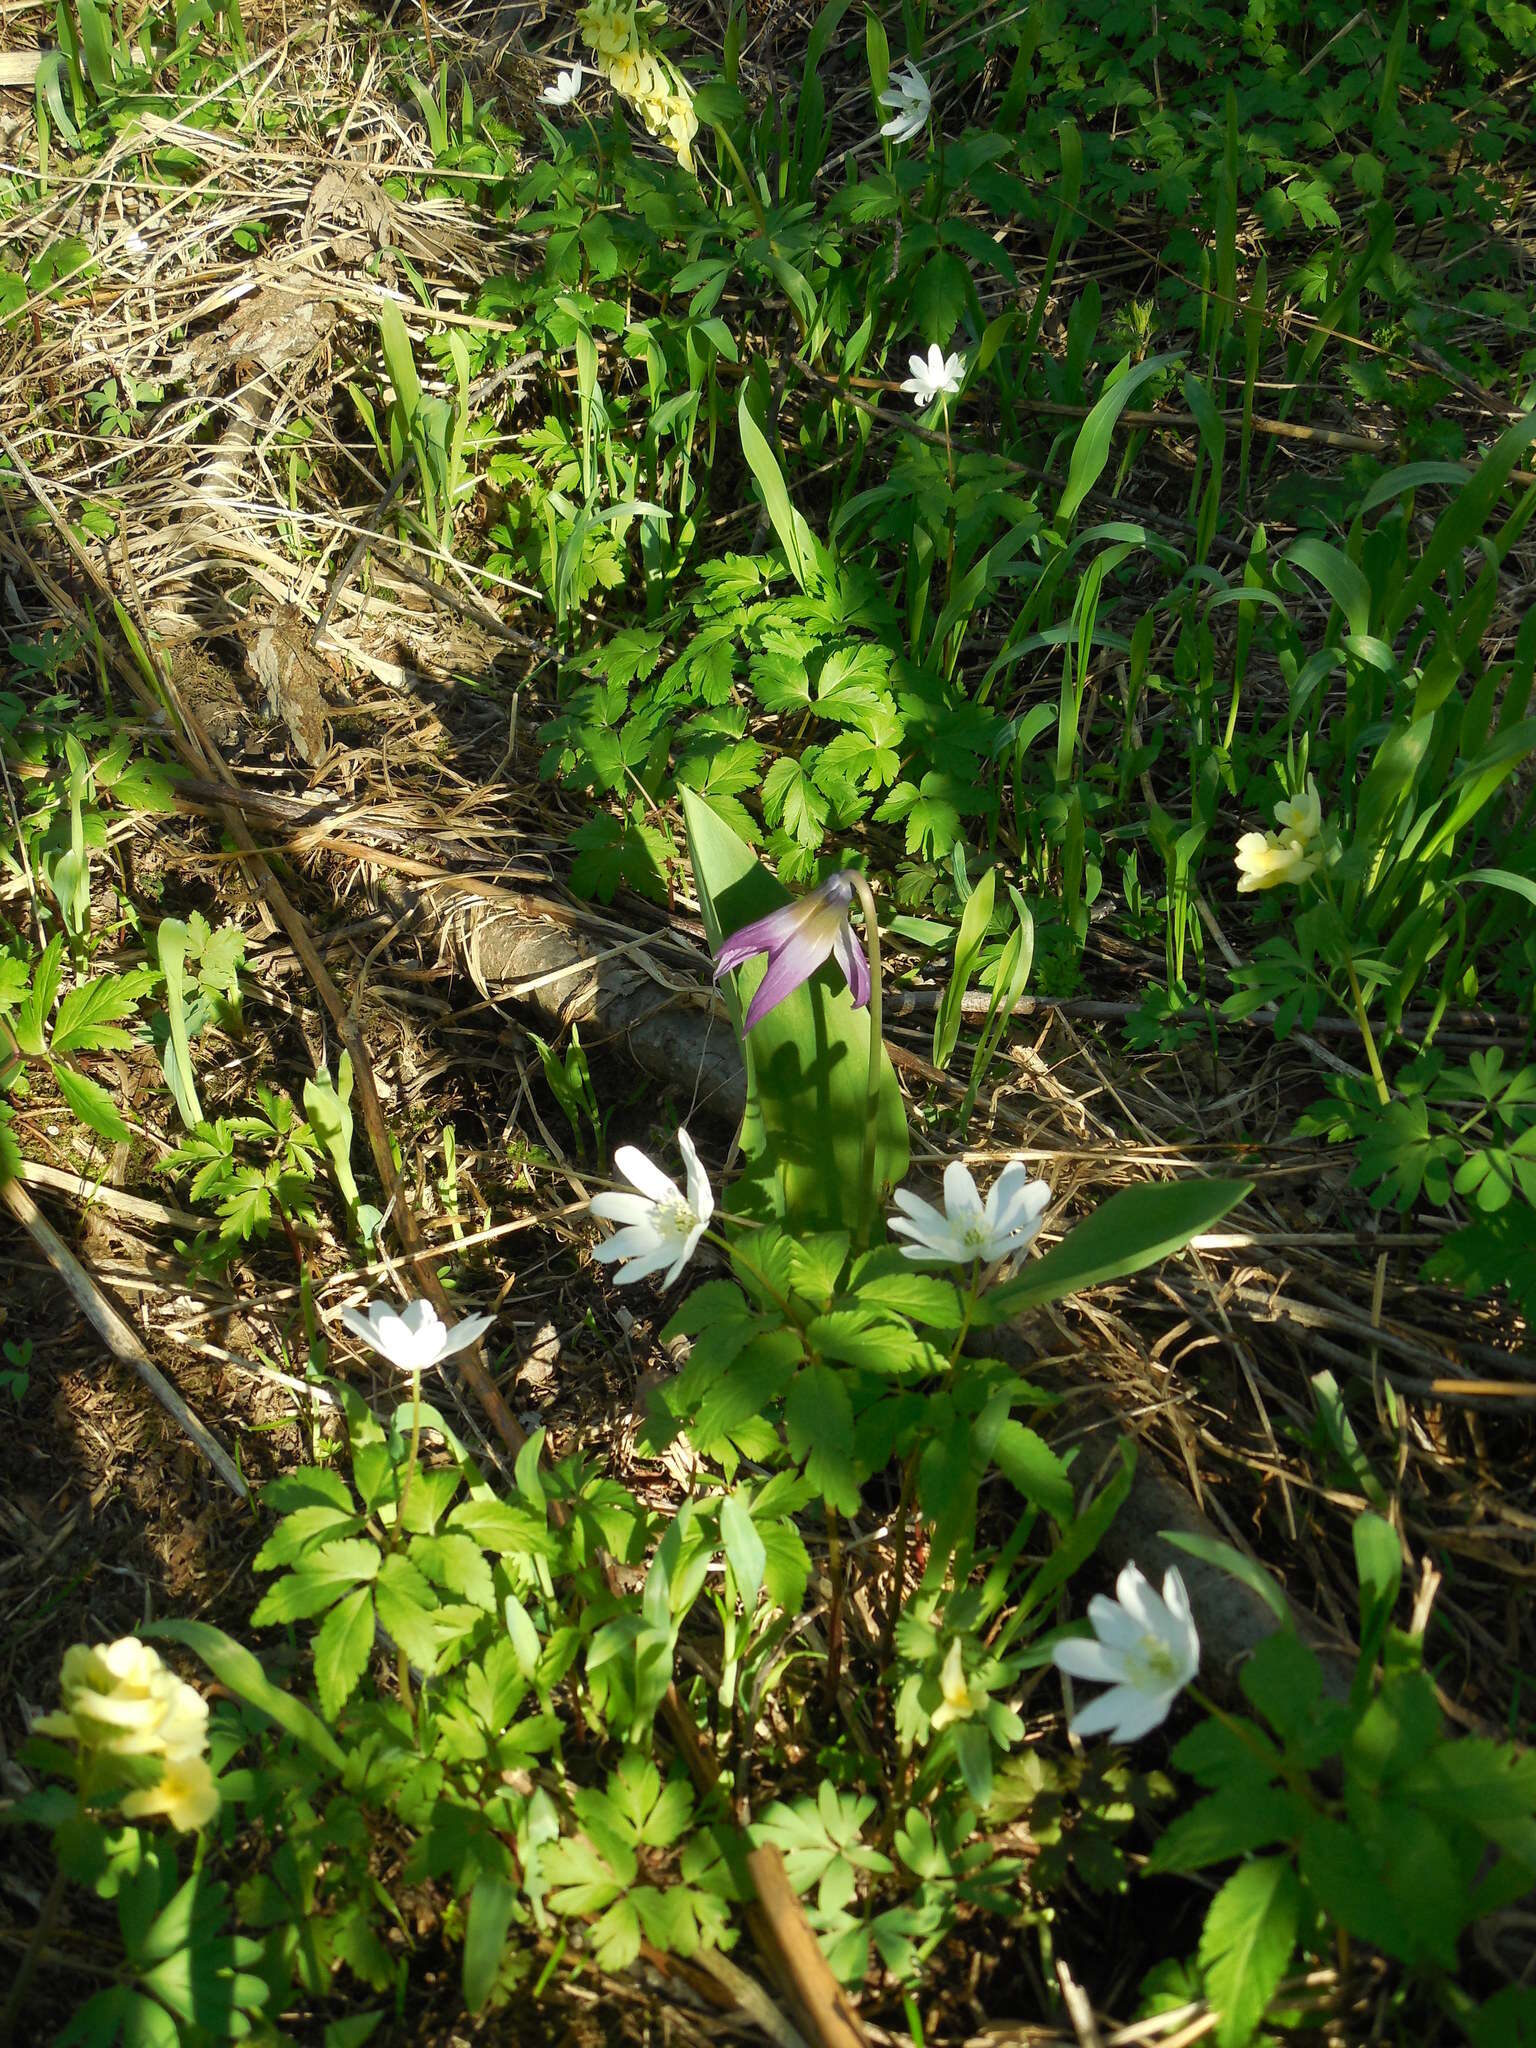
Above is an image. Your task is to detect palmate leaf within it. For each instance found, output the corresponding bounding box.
[681,786,908,1235]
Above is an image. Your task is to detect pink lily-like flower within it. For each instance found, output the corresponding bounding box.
[713,871,870,1033]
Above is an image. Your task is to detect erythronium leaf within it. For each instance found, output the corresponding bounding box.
[1161,1530,1289,1625]
[1198,1856,1302,2048]
[971,1177,1251,1326]
[144,1619,346,1772]
[682,787,907,1234]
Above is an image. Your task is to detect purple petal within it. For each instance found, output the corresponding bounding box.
[832,918,870,1009]
[743,921,837,1031]
[713,900,806,979]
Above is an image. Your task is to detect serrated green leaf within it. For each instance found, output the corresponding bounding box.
[314,1585,375,1720]
[53,1060,132,1144]
[1198,1857,1301,2048]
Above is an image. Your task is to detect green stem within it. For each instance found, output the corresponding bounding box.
[1,1862,67,2044]
[823,1504,846,1707]
[847,870,885,1251]
[1342,952,1390,1107]
[394,1365,424,1543]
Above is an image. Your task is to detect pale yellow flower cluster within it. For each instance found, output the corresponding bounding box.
[1235,773,1325,894]
[35,1637,220,1833]
[574,0,699,170]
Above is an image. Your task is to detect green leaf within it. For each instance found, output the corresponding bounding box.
[991,1421,1073,1527]
[144,1619,346,1771]
[737,384,815,591]
[463,1873,517,2013]
[720,1492,766,1609]
[154,918,204,1129]
[1055,352,1183,531]
[933,867,996,1070]
[973,1178,1251,1325]
[1160,1530,1289,1625]
[1353,1512,1402,1660]
[786,1363,861,1514]
[1148,1785,1301,1873]
[1197,1856,1302,2048]
[53,1060,132,1145]
[682,787,908,1235]
[313,1584,375,1719]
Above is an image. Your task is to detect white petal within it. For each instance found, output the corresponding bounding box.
[1085,1591,1147,1652]
[1161,1568,1200,1671]
[610,1242,678,1286]
[890,1187,949,1232]
[613,1147,680,1207]
[1050,1638,1128,1685]
[435,1313,496,1359]
[1066,1685,1140,1742]
[677,1128,713,1227]
[340,1305,381,1348]
[594,1221,666,1264]
[588,1191,657,1226]
[660,1218,708,1288]
[1113,1562,1164,1638]
[941,1159,984,1226]
[1092,1685,1177,1744]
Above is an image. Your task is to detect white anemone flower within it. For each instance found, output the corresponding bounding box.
[589,1130,713,1287]
[878,58,932,144]
[1051,1563,1200,1744]
[541,66,585,108]
[899,343,966,410]
[888,1159,1050,1267]
[339,1297,496,1376]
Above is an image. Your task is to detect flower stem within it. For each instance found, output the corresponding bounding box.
[393,1367,424,1717]
[847,870,885,1249]
[823,1504,846,1708]
[1343,952,1390,1107]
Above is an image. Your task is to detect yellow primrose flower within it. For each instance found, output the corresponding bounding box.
[929,1637,980,1732]
[35,1638,210,1762]
[1273,773,1323,846]
[576,0,635,60]
[122,1752,221,1834]
[1234,830,1318,893]
[608,45,667,102]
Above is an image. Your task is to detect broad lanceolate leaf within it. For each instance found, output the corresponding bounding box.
[972,1177,1251,1326]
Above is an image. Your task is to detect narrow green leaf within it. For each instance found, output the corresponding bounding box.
[463,1873,517,2013]
[1056,352,1183,531]
[1161,1530,1288,1624]
[737,384,814,590]
[145,1619,346,1772]
[314,1584,376,1720]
